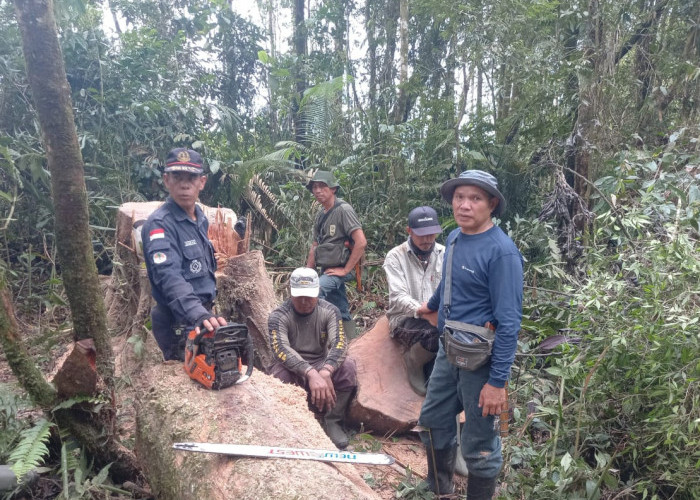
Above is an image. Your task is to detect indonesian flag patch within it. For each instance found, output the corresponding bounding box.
[149,228,165,241]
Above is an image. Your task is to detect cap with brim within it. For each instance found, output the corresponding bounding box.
[440,170,506,217]
[408,206,442,236]
[164,148,205,175]
[290,267,320,298]
[305,170,340,192]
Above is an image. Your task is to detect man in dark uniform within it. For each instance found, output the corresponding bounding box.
[142,148,227,361]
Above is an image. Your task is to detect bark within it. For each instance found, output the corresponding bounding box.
[292,0,307,150]
[392,0,409,125]
[364,0,379,149]
[0,284,143,484]
[346,317,424,435]
[0,286,58,410]
[13,0,114,381]
[217,251,277,371]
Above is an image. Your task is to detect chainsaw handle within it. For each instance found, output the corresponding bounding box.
[236,333,255,384]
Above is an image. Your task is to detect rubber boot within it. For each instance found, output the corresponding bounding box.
[403,342,436,396]
[425,443,457,497]
[466,474,497,500]
[342,319,357,340]
[324,390,352,449]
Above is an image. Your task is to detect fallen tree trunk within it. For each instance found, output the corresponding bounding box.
[132,360,378,499]
[347,316,424,436]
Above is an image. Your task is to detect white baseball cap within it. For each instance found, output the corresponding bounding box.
[290,267,320,298]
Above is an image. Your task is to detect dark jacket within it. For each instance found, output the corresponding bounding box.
[142,198,217,326]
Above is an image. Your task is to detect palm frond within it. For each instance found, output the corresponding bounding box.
[245,184,278,231]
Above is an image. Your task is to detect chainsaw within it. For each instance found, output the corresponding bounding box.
[184,323,254,389]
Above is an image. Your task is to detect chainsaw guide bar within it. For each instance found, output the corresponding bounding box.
[173,442,395,465]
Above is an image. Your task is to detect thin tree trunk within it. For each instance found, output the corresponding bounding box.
[292,0,307,152]
[392,0,409,125]
[13,0,113,381]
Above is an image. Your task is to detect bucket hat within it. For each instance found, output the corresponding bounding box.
[440,170,506,217]
[305,170,340,192]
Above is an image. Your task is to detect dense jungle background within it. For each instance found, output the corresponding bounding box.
[0,0,698,498]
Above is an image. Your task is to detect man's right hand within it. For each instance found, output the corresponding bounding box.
[415,302,435,319]
[195,316,228,334]
[307,368,337,412]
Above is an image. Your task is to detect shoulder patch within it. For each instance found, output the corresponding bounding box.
[153,252,167,264]
[150,228,165,241]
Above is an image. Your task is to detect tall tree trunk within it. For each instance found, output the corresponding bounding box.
[13,0,113,381]
[12,0,143,484]
[392,0,409,125]
[292,0,308,153]
[364,0,379,152]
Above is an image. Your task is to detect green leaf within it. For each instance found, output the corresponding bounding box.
[9,419,52,481]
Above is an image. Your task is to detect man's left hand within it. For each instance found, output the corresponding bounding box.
[324,267,347,277]
[478,383,507,417]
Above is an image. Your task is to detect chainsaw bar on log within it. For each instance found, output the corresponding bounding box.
[173,442,395,465]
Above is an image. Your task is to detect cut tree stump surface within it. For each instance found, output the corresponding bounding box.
[347,316,424,436]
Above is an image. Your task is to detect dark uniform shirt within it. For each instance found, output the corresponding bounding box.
[142,197,217,327]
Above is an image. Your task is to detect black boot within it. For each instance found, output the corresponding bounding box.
[466,474,497,500]
[404,342,436,396]
[324,390,352,449]
[425,443,457,497]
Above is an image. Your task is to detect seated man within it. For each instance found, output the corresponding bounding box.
[383,206,444,396]
[268,267,357,449]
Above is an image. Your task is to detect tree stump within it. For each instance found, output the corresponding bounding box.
[216,251,277,371]
[346,316,424,436]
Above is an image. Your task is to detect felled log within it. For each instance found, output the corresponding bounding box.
[132,360,378,499]
[346,316,424,435]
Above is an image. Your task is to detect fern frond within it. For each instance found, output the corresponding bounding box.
[8,418,52,481]
[52,395,108,412]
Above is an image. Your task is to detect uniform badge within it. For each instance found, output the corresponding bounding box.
[189,259,202,274]
[329,224,336,236]
[177,150,191,163]
[149,228,165,241]
[153,252,167,264]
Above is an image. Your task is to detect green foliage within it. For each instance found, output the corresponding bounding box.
[394,468,433,499]
[502,143,700,499]
[350,432,383,453]
[0,385,31,463]
[8,418,52,481]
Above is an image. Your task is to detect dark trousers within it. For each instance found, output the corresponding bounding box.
[151,304,188,361]
[270,357,358,393]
